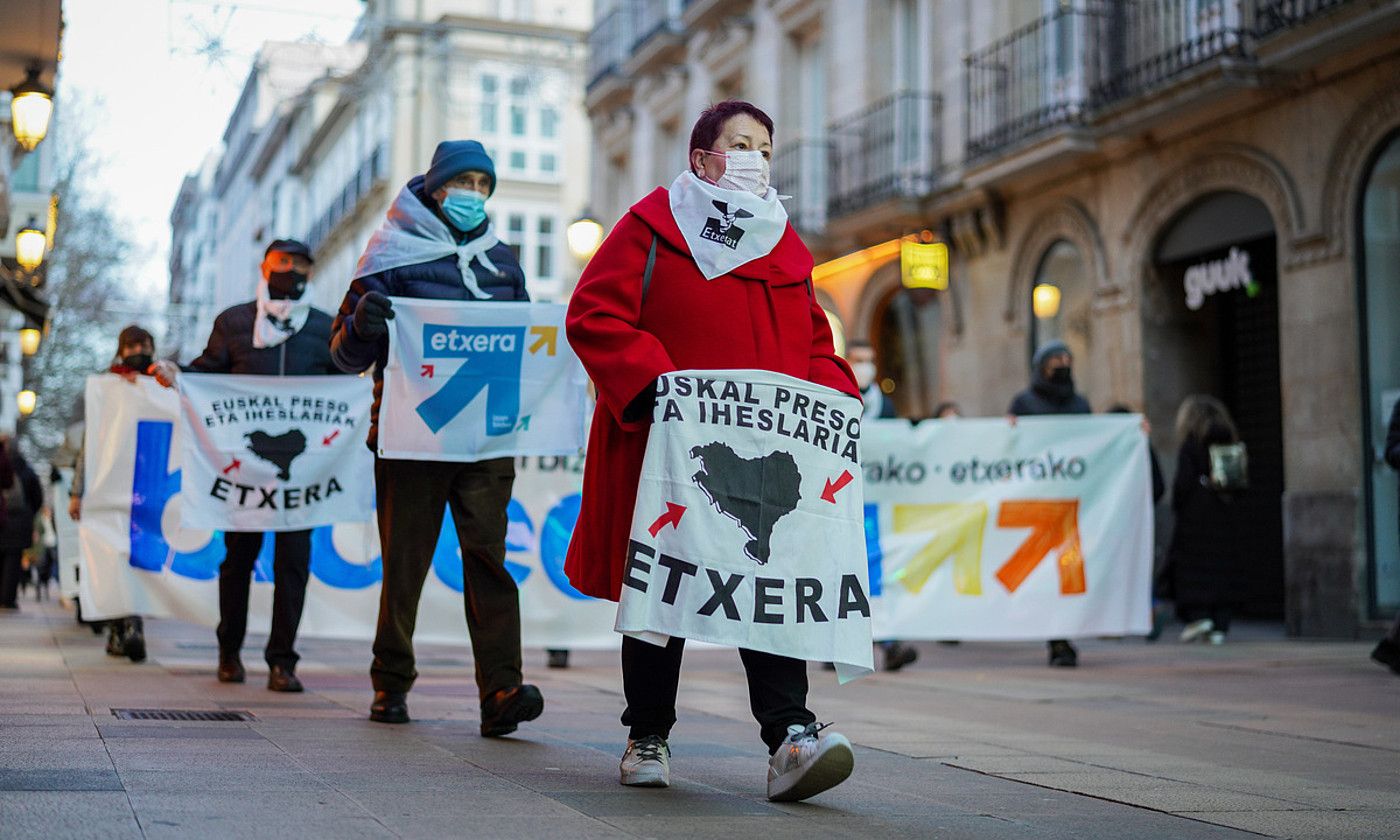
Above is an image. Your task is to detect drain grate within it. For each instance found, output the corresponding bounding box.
[111,709,256,722]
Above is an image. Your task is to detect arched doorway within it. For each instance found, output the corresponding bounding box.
[1144,191,1284,618]
[870,270,943,419]
[1029,239,1092,364]
[1359,131,1400,618]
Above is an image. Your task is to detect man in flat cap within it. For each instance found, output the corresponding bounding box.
[155,238,338,692]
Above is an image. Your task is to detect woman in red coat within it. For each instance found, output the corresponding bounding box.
[565,101,860,803]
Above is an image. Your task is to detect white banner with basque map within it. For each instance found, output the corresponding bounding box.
[73,374,618,646]
[177,373,375,532]
[616,370,875,682]
[378,299,588,462]
[862,415,1153,640]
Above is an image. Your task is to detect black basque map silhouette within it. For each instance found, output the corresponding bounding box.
[244,429,308,481]
[688,442,802,565]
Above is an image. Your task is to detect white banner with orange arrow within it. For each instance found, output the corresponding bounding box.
[863,415,1153,640]
[378,299,589,462]
[616,369,875,683]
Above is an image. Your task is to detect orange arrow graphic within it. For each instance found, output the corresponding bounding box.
[528,326,559,356]
[891,503,986,595]
[995,500,1086,595]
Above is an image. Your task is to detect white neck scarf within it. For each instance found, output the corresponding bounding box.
[253,279,311,349]
[668,172,788,281]
[353,183,504,299]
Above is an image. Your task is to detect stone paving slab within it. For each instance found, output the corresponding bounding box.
[3,601,1399,838]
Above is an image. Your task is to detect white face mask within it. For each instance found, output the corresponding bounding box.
[700,149,770,197]
[851,361,877,390]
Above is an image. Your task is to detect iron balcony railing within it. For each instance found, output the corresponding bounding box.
[1094,0,1251,104]
[1253,0,1354,36]
[631,0,683,53]
[965,1,1112,159]
[771,139,832,233]
[587,4,636,90]
[307,143,385,254]
[828,91,942,218]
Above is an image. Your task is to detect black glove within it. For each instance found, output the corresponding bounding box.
[621,379,659,424]
[353,291,394,339]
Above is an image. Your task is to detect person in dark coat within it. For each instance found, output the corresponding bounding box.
[1007,340,1090,666]
[330,140,541,737]
[0,436,37,611]
[155,239,338,692]
[1167,395,1248,644]
[1371,400,1400,675]
[69,325,164,660]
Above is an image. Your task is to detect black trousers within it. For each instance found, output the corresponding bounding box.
[370,457,522,701]
[217,530,311,668]
[0,548,27,607]
[621,635,816,754]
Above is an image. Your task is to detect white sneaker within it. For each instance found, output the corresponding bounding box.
[1179,618,1214,643]
[1207,631,1226,645]
[620,735,670,788]
[766,722,854,802]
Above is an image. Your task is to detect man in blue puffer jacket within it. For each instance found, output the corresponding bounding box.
[329,140,543,736]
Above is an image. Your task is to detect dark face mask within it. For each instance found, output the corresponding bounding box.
[1049,366,1073,385]
[267,269,308,300]
[121,353,153,372]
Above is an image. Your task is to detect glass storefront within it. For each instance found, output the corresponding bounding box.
[1029,239,1091,362]
[1360,133,1400,616]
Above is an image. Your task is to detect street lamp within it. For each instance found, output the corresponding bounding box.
[15,217,46,271]
[16,390,37,417]
[566,214,604,261]
[19,327,42,356]
[10,66,53,152]
[1032,283,1062,320]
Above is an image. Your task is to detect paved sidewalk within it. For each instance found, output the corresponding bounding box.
[2,601,1397,839]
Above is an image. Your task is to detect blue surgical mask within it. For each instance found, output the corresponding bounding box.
[441,188,487,231]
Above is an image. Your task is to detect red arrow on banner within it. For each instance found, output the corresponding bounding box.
[420,364,434,378]
[222,458,241,475]
[322,429,340,446]
[648,502,687,537]
[995,499,1087,595]
[820,469,855,503]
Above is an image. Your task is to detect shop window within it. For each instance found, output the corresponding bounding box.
[1029,239,1091,362]
[872,280,942,419]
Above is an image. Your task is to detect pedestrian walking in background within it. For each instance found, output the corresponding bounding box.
[0,437,43,612]
[846,339,916,672]
[1166,395,1250,645]
[566,100,859,802]
[1370,399,1400,676]
[70,326,170,661]
[331,140,543,737]
[154,240,338,691]
[1008,340,1090,667]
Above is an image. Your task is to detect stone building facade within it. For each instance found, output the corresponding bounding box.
[586,0,1400,635]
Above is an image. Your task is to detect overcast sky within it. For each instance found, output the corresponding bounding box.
[57,0,362,299]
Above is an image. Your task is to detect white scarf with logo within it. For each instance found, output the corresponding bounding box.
[252,278,311,349]
[353,184,505,299]
[668,172,788,281]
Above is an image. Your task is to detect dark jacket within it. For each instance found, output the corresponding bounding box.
[1386,400,1400,472]
[1007,373,1091,416]
[1167,421,1248,608]
[0,450,42,551]
[188,302,337,376]
[330,175,529,447]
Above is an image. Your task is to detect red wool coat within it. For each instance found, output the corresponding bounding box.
[563,187,859,601]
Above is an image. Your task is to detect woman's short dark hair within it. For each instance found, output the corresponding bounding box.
[117,324,155,352]
[689,100,775,154]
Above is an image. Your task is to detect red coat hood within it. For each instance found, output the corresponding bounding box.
[628,187,815,285]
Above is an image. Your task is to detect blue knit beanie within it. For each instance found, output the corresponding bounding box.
[424,140,495,197]
[1032,340,1072,371]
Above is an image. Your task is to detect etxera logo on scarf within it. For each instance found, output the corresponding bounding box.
[700,201,754,250]
[416,324,524,436]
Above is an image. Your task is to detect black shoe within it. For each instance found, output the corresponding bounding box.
[480,684,544,737]
[369,690,409,724]
[267,665,303,692]
[217,652,246,683]
[1371,639,1400,675]
[123,619,147,663]
[547,649,570,669]
[106,624,126,657]
[882,642,918,672]
[1048,640,1078,667]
